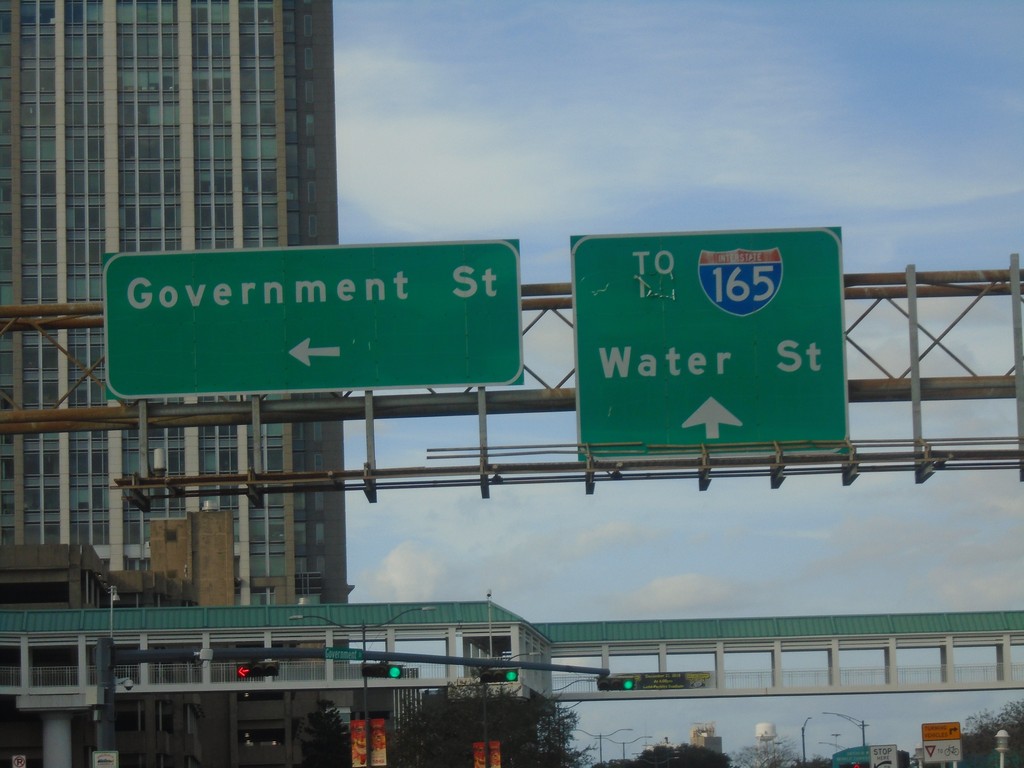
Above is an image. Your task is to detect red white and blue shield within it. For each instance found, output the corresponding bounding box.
[698,248,783,316]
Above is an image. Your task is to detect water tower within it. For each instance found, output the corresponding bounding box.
[755,722,777,747]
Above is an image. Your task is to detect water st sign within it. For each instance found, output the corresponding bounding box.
[572,228,847,454]
[103,241,523,398]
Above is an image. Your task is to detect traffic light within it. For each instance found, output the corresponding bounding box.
[361,662,404,679]
[236,660,279,679]
[479,668,520,683]
[597,674,637,691]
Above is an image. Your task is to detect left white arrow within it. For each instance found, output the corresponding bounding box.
[289,338,341,367]
[681,396,743,440]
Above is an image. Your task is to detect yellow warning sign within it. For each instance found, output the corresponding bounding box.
[922,722,961,741]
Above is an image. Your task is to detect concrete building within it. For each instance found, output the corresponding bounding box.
[0,0,350,607]
[0,2,350,764]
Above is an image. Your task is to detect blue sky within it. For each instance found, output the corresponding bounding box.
[331,0,1023,757]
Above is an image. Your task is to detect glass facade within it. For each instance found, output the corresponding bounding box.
[3,0,345,605]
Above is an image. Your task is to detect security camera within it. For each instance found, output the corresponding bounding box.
[117,677,134,691]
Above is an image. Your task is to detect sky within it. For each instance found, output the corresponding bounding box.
[330,0,1024,758]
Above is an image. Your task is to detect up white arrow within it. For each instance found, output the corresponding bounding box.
[289,338,341,367]
[681,397,743,439]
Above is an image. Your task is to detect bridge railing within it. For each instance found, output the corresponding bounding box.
[31,665,77,687]
[550,660,1021,697]
[0,665,19,687]
[4,660,1021,696]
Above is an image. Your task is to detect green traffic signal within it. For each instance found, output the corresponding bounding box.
[479,667,520,684]
[597,674,637,691]
[362,662,404,679]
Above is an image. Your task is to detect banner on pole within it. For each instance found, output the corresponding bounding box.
[370,718,388,767]
[351,720,367,768]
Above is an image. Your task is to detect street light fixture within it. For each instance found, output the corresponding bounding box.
[995,730,1010,768]
[824,711,868,747]
[107,584,119,638]
[608,733,653,761]
[290,605,436,719]
[577,728,633,766]
[820,735,843,753]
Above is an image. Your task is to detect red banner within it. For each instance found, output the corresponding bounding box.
[370,718,388,767]
[473,740,502,768]
[351,720,367,768]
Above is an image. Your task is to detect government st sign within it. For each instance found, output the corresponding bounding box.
[103,242,523,398]
[572,228,847,453]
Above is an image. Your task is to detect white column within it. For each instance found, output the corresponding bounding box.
[40,711,74,768]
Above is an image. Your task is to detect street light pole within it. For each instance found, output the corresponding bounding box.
[290,606,436,720]
[995,729,1010,768]
[107,584,118,637]
[802,717,812,765]
[823,711,868,747]
[578,728,632,766]
[608,734,652,761]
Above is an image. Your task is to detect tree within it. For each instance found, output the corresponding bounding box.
[730,739,800,768]
[963,699,1024,768]
[624,742,731,768]
[391,686,588,768]
[299,698,351,768]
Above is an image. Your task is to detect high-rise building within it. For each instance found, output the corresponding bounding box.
[0,0,351,607]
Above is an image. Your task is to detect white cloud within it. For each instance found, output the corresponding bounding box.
[361,541,446,601]
[335,3,1024,251]
[612,573,742,617]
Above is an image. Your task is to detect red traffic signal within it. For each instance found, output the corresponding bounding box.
[237,660,279,679]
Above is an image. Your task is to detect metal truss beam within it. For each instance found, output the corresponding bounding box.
[1,264,1021,502]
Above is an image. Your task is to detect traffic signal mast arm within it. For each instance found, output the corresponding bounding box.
[113,645,610,677]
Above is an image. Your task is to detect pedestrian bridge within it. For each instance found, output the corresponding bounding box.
[1,602,1022,706]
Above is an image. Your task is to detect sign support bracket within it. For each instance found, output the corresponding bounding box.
[1009,253,1023,481]
[907,265,934,483]
[770,443,786,489]
[842,441,859,486]
[126,400,151,512]
[363,393,378,503]
[698,446,711,491]
[248,397,264,508]
[478,387,491,499]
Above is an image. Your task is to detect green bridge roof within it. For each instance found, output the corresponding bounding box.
[533,610,1024,643]
[0,603,1020,643]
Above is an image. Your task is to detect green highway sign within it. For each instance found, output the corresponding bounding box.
[324,647,364,661]
[104,241,523,398]
[572,228,847,454]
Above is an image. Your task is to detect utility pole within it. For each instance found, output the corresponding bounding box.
[96,636,116,750]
